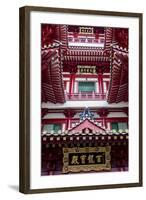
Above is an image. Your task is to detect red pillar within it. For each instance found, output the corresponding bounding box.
[69,74,75,99]
[64,109,76,130]
[97,109,109,128]
[98,74,101,94]
[106,81,109,92]
[72,75,75,94]
[102,117,106,128]
[100,73,104,98]
[101,75,104,95]
[66,118,71,130]
[66,119,69,130]
[98,73,104,99]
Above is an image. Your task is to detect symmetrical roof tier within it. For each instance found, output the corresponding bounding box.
[41,24,128,104]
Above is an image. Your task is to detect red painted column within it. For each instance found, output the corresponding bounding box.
[69,74,75,99]
[100,73,104,99]
[64,109,76,130]
[98,74,101,94]
[72,75,75,94]
[97,109,109,129]
[69,74,73,99]
[68,118,71,129]
[98,73,104,99]
[100,116,106,128]
[66,118,71,130]
[106,81,109,92]
[66,119,69,130]
[102,117,107,128]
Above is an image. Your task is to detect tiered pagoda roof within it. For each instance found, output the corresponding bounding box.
[41,24,128,104]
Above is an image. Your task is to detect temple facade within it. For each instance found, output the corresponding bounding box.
[41,24,129,175]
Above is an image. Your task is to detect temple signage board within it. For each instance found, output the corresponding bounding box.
[79,27,94,34]
[63,146,111,173]
[77,65,96,74]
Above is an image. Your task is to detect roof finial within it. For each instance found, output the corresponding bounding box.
[79,107,94,120]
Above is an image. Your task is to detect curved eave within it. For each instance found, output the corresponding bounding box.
[42,48,66,104]
[107,47,128,103]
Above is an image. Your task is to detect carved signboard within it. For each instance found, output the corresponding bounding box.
[77,65,96,74]
[63,146,111,173]
[79,27,94,34]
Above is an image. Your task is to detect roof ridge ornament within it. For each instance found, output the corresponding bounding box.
[79,107,94,120]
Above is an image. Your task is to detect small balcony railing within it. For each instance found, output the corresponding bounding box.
[66,92,106,101]
[68,37,105,44]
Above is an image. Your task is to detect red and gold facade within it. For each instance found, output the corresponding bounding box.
[41,24,129,175]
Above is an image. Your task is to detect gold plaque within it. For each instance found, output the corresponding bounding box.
[63,146,111,173]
